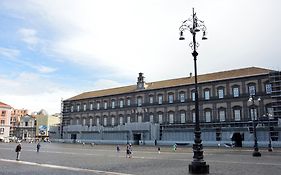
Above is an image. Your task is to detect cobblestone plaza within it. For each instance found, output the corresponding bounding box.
[0,142,281,175]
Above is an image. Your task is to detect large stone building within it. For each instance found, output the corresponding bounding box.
[62,67,281,146]
[0,102,12,142]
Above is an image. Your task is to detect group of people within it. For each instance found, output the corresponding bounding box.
[15,142,41,161]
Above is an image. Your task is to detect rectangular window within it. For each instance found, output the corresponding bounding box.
[138,115,142,123]
[219,110,226,122]
[127,116,131,123]
[158,114,163,124]
[1,111,6,116]
[112,101,115,109]
[89,118,92,126]
[83,104,86,111]
[77,105,80,112]
[90,103,93,110]
[103,118,107,126]
[249,85,256,96]
[119,117,123,125]
[83,119,86,126]
[205,111,211,122]
[169,113,174,123]
[150,114,154,123]
[0,128,4,134]
[266,84,272,94]
[111,118,115,126]
[76,119,79,125]
[137,97,142,107]
[127,99,131,106]
[180,113,186,123]
[158,95,163,104]
[204,90,210,100]
[168,94,174,103]
[180,93,185,102]
[97,102,100,110]
[192,92,195,101]
[104,102,107,109]
[250,108,257,120]
[233,87,239,97]
[0,120,5,125]
[96,118,100,125]
[192,112,196,123]
[234,109,241,121]
[218,89,224,99]
[120,100,124,108]
[149,96,153,104]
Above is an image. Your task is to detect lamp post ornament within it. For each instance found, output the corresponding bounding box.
[179,8,209,174]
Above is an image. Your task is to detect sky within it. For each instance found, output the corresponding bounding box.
[0,0,280,114]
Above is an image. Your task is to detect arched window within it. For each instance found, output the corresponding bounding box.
[149,95,154,104]
[111,116,115,126]
[180,110,186,124]
[248,83,256,96]
[168,111,174,124]
[179,91,185,102]
[149,113,154,123]
[158,112,163,124]
[232,85,240,98]
[111,100,115,109]
[137,96,142,107]
[204,88,210,100]
[158,94,163,104]
[168,93,174,104]
[218,107,226,122]
[204,108,212,122]
[217,86,225,99]
[119,115,124,125]
[233,106,242,121]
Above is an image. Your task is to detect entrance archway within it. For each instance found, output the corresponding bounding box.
[231,132,243,147]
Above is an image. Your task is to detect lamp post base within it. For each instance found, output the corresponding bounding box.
[252,150,261,157]
[189,161,209,174]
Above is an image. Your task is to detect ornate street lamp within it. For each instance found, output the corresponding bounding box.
[179,8,209,174]
[248,96,261,157]
[263,113,273,152]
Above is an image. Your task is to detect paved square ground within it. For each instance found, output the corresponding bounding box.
[0,142,281,175]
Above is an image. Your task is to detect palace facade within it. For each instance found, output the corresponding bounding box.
[62,67,281,147]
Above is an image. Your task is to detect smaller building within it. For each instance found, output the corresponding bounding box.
[34,109,61,140]
[17,115,36,142]
[0,102,12,142]
[10,108,28,137]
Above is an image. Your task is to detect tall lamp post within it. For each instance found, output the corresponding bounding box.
[248,95,261,157]
[179,8,209,174]
[263,113,273,152]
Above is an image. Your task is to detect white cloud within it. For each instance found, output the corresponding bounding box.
[35,65,57,74]
[0,47,20,59]
[6,0,281,81]
[0,72,77,114]
[18,28,39,48]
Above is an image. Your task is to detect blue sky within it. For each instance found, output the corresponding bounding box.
[0,0,281,114]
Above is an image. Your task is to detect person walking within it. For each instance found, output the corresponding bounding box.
[173,143,177,152]
[126,144,130,158]
[15,143,22,161]
[36,142,41,153]
[158,147,161,154]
